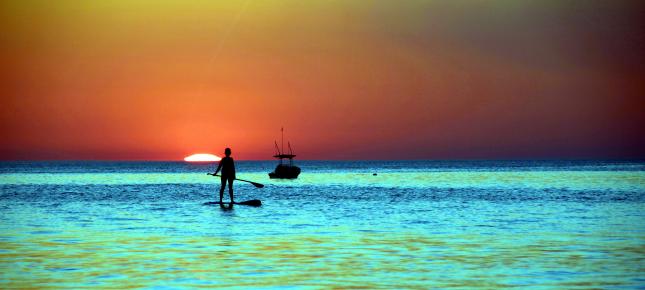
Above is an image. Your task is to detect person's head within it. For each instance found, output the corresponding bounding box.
[224,148,231,157]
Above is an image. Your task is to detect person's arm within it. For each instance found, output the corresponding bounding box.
[213,160,223,175]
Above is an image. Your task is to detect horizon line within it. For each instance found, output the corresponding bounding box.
[1,158,644,162]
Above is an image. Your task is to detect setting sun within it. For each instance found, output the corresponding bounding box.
[183,153,221,162]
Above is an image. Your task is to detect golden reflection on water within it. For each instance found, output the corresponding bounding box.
[1,230,643,288]
[1,168,644,288]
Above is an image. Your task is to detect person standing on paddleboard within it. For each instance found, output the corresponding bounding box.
[213,148,236,204]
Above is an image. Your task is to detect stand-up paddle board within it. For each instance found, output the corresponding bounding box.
[203,200,262,207]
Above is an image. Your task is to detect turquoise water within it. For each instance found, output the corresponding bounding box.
[1,161,644,288]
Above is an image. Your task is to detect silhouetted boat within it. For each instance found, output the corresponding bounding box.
[269,128,301,179]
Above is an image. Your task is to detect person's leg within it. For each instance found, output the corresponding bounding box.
[228,177,234,203]
[219,177,226,203]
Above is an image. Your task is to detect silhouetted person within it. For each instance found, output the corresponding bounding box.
[213,148,236,204]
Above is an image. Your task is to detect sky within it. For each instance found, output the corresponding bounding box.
[1,0,644,160]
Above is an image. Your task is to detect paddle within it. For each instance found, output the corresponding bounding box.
[207,173,265,188]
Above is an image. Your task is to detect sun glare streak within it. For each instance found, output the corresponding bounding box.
[184,153,220,162]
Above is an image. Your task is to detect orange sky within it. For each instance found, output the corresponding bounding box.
[1,1,644,160]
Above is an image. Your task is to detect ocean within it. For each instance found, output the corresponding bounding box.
[1,160,644,288]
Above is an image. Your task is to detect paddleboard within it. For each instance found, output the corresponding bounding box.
[203,200,262,207]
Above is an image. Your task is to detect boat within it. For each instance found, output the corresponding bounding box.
[269,128,301,179]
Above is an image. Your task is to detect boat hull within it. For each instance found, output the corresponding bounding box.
[269,164,301,179]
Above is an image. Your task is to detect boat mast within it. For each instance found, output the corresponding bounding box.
[274,141,281,155]
[288,142,293,166]
[281,127,284,156]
